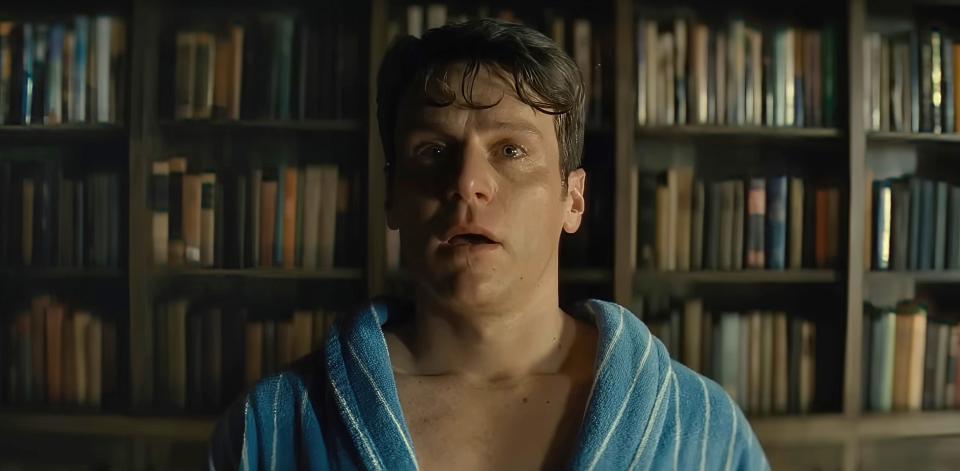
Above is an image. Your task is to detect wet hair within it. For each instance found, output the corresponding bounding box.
[377,18,586,187]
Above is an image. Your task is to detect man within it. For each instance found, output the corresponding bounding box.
[211,19,768,470]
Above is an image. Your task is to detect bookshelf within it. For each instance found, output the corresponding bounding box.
[1,0,959,469]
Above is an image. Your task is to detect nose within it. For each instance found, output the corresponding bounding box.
[446,141,495,204]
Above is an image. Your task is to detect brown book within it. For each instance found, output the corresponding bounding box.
[200,172,216,267]
[906,304,927,411]
[45,303,65,404]
[682,299,702,373]
[789,178,804,269]
[260,177,278,268]
[167,299,188,409]
[318,166,340,269]
[292,310,314,360]
[31,295,51,403]
[826,188,840,267]
[152,160,170,266]
[276,320,294,368]
[73,311,91,404]
[229,26,244,120]
[312,310,327,350]
[213,33,233,119]
[799,321,816,413]
[182,174,202,265]
[748,311,762,414]
[245,321,263,387]
[283,166,299,269]
[86,316,102,408]
[22,178,34,266]
[815,188,829,268]
[773,312,789,414]
[62,312,76,405]
[302,166,323,270]
[168,157,188,265]
[674,166,694,271]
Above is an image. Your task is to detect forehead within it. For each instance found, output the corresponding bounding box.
[395,63,554,134]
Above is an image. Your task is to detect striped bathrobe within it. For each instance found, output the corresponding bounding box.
[210,299,769,470]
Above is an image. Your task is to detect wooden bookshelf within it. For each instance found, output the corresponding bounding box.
[636,125,844,140]
[158,119,365,133]
[634,269,840,284]
[2,0,959,469]
[149,267,365,280]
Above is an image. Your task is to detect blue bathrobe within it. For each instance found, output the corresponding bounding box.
[210,299,769,470]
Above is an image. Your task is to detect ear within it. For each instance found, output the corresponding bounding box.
[562,168,586,234]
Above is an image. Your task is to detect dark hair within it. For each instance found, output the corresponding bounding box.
[376,18,586,187]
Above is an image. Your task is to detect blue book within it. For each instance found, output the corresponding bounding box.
[73,16,89,123]
[934,181,948,270]
[21,23,33,124]
[869,307,895,412]
[874,180,893,270]
[274,164,285,267]
[767,176,787,269]
[909,177,922,270]
[949,186,960,270]
[920,179,935,270]
[910,31,921,133]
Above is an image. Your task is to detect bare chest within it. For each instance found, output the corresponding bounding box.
[395,375,588,471]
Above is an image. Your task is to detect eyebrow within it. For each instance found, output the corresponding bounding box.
[404,119,543,138]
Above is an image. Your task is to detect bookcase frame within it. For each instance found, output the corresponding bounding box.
[1,0,958,469]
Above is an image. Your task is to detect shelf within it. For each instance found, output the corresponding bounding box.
[636,125,843,140]
[751,414,849,445]
[0,267,126,279]
[0,124,126,141]
[158,119,364,133]
[857,411,960,440]
[867,271,960,283]
[150,267,364,280]
[868,131,960,144]
[0,412,216,442]
[634,269,840,284]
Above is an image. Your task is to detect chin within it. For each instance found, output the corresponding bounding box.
[421,267,508,311]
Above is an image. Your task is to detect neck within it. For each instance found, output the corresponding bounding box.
[393,270,575,383]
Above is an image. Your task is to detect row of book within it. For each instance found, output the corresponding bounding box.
[0,17,126,125]
[636,19,839,128]
[632,168,843,272]
[0,161,122,268]
[1,295,118,408]
[150,298,339,411]
[646,299,817,415]
[870,176,960,271]
[863,29,960,133]
[864,300,960,412]
[151,159,359,270]
[172,13,361,121]
[392,5,606,124]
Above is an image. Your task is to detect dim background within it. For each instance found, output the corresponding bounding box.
[0,0,958,469]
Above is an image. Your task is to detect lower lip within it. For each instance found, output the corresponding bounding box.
[440,242,501,254]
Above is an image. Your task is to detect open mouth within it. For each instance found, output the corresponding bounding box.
[447,233,498,246]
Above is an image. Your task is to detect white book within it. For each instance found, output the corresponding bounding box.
[426,4,447,29]
[94,16,111,122]
[406,6,424,38]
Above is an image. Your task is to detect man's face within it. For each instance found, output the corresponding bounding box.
[388,63,586,311]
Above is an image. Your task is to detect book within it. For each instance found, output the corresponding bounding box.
[45,303,64,404]
[318,166,339,269]
[719,312,740,402]
[675,166,694,271]
[789,177,804,269]
[732,180,744,271]
[85,316,102,407]
[193,32,215,119]
[799,320,815,413]
[949,186,960,269]
[691,180,704,271]
[182,173,202,265]
[682,299,702,373]
[760,313,773,415]
[168,299,188,409]
[244,321,263,387]
[174,32,196,119]
[934,181,948,270]
[919,179,935,270]
[168,157,187,265]
[766,176,787,270]
[200,172,216,267]
[292,310,314,360]
[874,180,892,270]
[934,323,949,410]
[746,178,765,269]
[748,311,762,413]
[637,173,657,270]
[283,166,298,269]
[773,312,788,414]
[869,307,896,412]
[73,310,90,404]
[892,179,910,270]
[259,169,277,268]
[202,308,222,408]
[151,161,170,265]
[249,168,261,267]
[923,320,939,409]
[719,181,734,271]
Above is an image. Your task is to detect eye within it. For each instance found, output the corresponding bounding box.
[412,143,447,160]
[500,144,526,159]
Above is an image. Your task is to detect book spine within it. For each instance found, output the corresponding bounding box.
[909,177,921,270]
[747,178,766,269]
[934,182,948,270]
[200,172,216,267]
[948,186,960,270]
[875,180,892,270]
[767,176,787,270]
